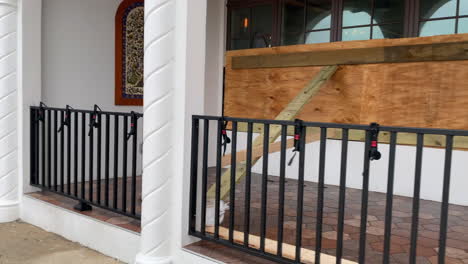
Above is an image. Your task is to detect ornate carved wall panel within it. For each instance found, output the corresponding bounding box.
[115,0,144,106]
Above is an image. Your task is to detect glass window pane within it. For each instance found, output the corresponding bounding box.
[231,39,250,50]
[460,0,468,16]
[419,19,456,36]
[252,5,273,36]
[343,0,372,27]
[342,27,371,41]
[282,32,305,46]
[282,0,305,45]
[458,17,468,34]
[230,8,250,39]
[306,0,332,30]
[305,30,331,44]
[372,23,404,39]
[374,0,405,23]
[420,0,457,19]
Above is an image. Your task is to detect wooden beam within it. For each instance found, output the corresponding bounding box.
[205,226,358,264]
[232,41,468,69]
[207,65,338,200]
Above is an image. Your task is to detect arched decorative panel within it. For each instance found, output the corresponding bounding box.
[115,0,144,106]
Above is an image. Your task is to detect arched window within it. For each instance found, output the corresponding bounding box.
[419,0,468,36]
[115,0,144,106]
[227,0,468,50]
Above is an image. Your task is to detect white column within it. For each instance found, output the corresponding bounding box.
[136,0,176,263]
[0,0,18,223]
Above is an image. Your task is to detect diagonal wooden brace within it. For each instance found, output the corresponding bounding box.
[207,65,339,201]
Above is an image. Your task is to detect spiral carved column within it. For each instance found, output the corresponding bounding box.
[136,0,175,263]
[0,0,18,223]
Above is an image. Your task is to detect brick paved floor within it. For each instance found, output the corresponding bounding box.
[188,169,468,264]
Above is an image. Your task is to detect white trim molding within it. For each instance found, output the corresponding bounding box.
[0,0,18,223]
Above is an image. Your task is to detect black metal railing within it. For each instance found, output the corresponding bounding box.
[30,104,143,219]
[188,115,468,264]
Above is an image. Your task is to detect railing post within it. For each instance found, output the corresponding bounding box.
[188,117,199,234]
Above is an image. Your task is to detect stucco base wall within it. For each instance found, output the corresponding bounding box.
[20,196,140,263]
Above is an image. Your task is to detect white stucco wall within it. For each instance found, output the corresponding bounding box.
[41,0,141,113]
[20,0,43,194]
[40,0,143,182]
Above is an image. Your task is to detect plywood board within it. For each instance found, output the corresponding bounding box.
[224,34,468,131]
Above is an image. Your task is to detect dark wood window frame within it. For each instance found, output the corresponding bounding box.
[227,0,466,50]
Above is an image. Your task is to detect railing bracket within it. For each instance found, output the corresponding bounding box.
[73,201,92,212]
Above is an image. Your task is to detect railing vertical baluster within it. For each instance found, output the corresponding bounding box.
[295,123,306,262]
[189,118,200,233]
[41,109,45,186]
[96,113,102,204]
[47,110,52,188]
[409,133,424,264]
[260,124,270,252]
[277,124,287,257]
[113,115,119,209]
[54,110,58,191]
[383,131,397,264]
[122,116,128,212]
[81,112,86,199]
[359,130,372,264]
[130,115,138,215]
[67,111,71,195]
[105,114,110,207]
[60,111,64,192]
[229,121,238,243]
[315,127,327,263]
[336,128,349,264]
[243,122,253,247]
[89,113,94,201]
[74,112,78,196]
[214,119,223,239]
[201,119,209,235]
[438,135,454,264]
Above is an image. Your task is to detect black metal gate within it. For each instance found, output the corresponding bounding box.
[188,115,468,264]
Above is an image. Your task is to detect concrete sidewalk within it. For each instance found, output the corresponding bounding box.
[0,221,122,264]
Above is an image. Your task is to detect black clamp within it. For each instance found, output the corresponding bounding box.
[220,118,231,156]
[288,119,303,166]
[36,102,47,122]
[369,122,381,161]
[88,104,102,136]
[58,105,73,133]
[126,111,140,140]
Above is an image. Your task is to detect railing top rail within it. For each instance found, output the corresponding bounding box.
[31,105,143,117]
[192,115,468,136]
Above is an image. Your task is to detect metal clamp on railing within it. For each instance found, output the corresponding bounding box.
[58,105,73,133]
[36,102,47,122]
[126,111,140,140]
[220,117,231,156]
[288,119,303,166]
[88,104,102,136]
[369,122,381,161]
